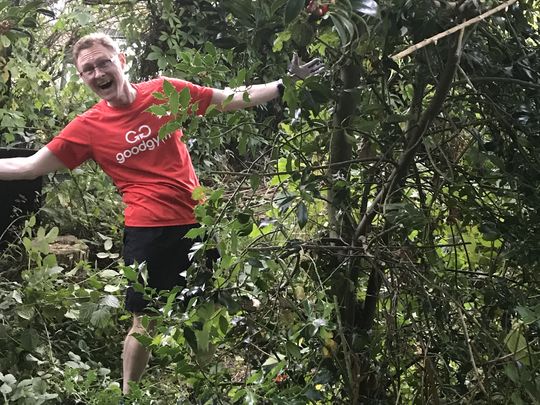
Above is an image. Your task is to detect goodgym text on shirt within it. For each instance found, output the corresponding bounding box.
[116,125,172,164]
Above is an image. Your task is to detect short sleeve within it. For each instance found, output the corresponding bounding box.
[163,77,214,116]
[46,117,93,170]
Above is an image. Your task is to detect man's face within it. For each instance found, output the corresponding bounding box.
[76,43,128,105]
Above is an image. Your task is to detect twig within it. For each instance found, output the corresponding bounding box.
[453,76,540,90]
[457,306,488,397]
[333,295,355,396]
[391,0,518,60]
[37,309,55,366]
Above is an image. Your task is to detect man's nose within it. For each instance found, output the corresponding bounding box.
[93,66,106,77]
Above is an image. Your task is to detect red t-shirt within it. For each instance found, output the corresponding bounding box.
[46,77,214,227]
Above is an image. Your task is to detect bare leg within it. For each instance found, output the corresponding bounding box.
[122,315,154,395]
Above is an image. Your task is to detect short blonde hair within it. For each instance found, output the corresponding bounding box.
[72,33,120,65]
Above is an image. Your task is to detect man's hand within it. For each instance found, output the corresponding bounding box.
[210,53,325,111]
[288,53,325,81]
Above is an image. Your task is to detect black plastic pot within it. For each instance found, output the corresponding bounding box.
[0,148,42,250]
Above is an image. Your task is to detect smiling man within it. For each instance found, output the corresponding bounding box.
[0,32,323,394]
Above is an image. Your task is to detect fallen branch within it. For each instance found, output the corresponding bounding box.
[391,0,518,61]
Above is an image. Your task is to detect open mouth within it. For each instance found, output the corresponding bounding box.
[98,80,113,90]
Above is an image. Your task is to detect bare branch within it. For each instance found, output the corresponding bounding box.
[391,0,518,61]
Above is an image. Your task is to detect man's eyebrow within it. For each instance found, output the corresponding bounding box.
[80,57,110,68]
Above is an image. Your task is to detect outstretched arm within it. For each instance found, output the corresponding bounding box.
[211,54,324,112]
[211,80,283,112]
[0,146,66,181]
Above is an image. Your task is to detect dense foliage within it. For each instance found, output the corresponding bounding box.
[1,0,539,403]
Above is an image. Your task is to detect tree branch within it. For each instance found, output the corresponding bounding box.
[391,0,518,60]
[452,76,540,90]
[355,29,465,240]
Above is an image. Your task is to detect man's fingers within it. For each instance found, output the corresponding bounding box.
[289,55,325,80]
[306,61,325,77]
[310,66,325,76]
[309,62,325,72]
[300,58,322,69]
[291,52,300,66]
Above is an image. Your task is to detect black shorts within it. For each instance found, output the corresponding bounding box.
[123,224,215,313]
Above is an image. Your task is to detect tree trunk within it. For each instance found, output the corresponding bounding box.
[328,62,361,240]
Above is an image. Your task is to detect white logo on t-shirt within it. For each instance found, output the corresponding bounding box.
[116,125,172,164]
[125,125,152,144]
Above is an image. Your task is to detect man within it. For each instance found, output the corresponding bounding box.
[0,32,323,394]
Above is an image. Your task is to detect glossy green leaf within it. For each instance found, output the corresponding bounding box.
[297,201,308,229]
[284,0,304,25]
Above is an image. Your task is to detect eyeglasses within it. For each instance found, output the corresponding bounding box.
[79,58,115,78]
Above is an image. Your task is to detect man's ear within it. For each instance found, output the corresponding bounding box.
[118,52,127,68]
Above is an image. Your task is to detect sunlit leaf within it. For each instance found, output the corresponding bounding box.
[100,295,120,308]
